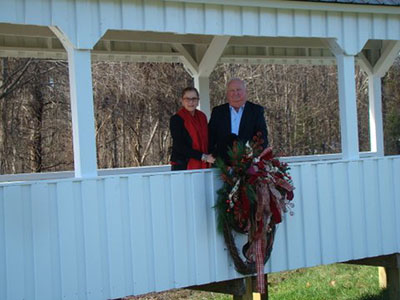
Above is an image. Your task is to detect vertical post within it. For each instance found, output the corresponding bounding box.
[336,54,360,160]
[66,48,98,177]
[368,74,384,156]
[194,75,211,119]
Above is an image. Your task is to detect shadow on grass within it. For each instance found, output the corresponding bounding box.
[358,289,390,300]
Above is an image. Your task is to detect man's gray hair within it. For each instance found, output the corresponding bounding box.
[227,78,246,89]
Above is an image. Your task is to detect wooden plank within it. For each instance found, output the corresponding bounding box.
[223,5,242,35]
[242,7,259,36]
[31,183,53,300]
[259,7,277,37]
[277,9,294,37]
[150,175,172,291]
[191,172,211,284]
[165,2,184,33]
[372,14,387,39]
[170,173,190,287]
[377,159,398,254]
[347,161,367,259]
[119,177,134,296]
[357,13,372,50]
[300,164,321,267]
[204,171,217,282]
[4,186,25,300]
[121,0,144,30]
[204,4,223,34]
[393,158,400,251]
[104,177,126,297]
[332,163,352,261]
[363,160,382,257]
[129,175,151,295]
[81,179,104,299]
[0,187,6,300]
[310,10,326,37]
[293,10,309,37]
[185,3,205,34]
[56,181,80,299]
[316,164,338,265]
[285,165,306,270]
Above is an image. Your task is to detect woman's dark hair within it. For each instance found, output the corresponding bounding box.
[181,87,199,98]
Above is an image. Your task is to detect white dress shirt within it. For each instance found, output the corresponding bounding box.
[230,104,245,135]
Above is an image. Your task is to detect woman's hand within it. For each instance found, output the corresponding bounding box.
[202,154,215,164]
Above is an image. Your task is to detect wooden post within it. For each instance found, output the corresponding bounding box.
[194,75,211,119]
[66,48,98,177]
[368,74,384,156]
[335,53,360,160]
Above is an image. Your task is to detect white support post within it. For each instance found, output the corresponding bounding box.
[67,48,98,177]
[194,75,211,119]
[368,74,384,156]
[336,54,360,160]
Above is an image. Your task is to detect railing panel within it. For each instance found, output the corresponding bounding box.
[283,164,306,270]
[363,160,382,257]
[301,164,322,267]
[0,158,399,300]
[347,161,368,259]
[316,164,338,264]
[57,181,81,300]
[377,159,398,254]
[332,163,353,261]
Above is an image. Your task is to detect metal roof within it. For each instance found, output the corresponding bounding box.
[302,0,400,5]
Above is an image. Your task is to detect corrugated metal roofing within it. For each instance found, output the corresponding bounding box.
[302,0,400,5]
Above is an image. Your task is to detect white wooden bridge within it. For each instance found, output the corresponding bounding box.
[0,0,400,299]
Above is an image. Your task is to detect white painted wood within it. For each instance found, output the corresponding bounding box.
[300,164,321,266]
[66,48,98,178]
[335,53,360,160]
[373,41,400,77]
[284,165,306,270]
[194,75,211,119]
[347,161,368,259]
[363,160,382,257]
[198,35,230,76]
[0,159,399,299]
[170,173,190,286]
[104,177,126,297]
[172,43,199,76]
[316,164,338,265]
[332,163,353,261]
[3,186,25,300]
[150,175,173,291]
[129,176,150,295]
[368,74,384,156]
[56,181,80,300]
[377,159,398,254]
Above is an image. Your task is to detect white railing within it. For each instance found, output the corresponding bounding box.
[0,156,399,300]
[0,152,380,183]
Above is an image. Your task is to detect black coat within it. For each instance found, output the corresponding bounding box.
[169,114,203,170]
[208,101,268,161]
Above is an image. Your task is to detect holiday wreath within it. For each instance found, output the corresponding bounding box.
[214,133,295,294]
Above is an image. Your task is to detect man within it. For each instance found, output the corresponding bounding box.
[208,78,268,161]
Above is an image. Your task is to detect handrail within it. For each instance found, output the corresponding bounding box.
[0,152,382,183]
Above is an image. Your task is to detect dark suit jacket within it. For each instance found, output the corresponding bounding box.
[169,114,203,170]
[208,101,268,161]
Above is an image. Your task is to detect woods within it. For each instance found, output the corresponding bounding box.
[0,57,399,175]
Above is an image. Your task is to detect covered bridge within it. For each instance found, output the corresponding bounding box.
[0,0,399,299]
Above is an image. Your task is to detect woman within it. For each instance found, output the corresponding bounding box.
[170,87,215,171]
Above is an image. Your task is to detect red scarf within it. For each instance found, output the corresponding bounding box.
[177,107,209,170]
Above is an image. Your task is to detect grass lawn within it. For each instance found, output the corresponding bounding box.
[130,264,389,300]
